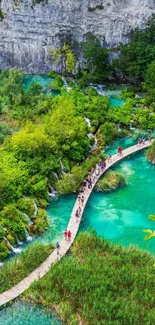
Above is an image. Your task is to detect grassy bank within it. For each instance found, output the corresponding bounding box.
[0,243,53,293]
[25,232,155,325]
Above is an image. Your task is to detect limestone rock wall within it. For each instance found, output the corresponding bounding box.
[0,0,154,73]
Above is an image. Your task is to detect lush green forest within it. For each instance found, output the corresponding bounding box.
[25,232,155,325]
[0,15,155,262]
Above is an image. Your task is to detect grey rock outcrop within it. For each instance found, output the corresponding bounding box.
[0,0,155,73]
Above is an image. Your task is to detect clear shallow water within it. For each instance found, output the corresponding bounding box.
[81,152,155,253]
[23,75,60,97]
[28,194,76,247]
[97,89,125,107]
[110,96,125,107]
[0,302,62,325]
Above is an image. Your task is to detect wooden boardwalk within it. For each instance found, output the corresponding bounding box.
[0,141,153,307]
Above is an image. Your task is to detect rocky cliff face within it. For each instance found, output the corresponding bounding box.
[0,0,155,73]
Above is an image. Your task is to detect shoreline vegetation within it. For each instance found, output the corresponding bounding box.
[0,243,53,293]
[0,14,155,262]
[95,170,126,192]
[24,232,155,325]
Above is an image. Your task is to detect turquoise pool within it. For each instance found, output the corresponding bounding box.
[23,74,60,97]
[0,302,62,325]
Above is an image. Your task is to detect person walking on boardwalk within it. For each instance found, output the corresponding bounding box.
[88,178,92,189]
[64,229,67,240]
[68,230,71,241]
[81,195,84,206]
[118,146,123,156]
[108,153,112,162]
[78,206,82,216]
[56,242,60,255]
[75,209,79,222]
[148,132,152,142]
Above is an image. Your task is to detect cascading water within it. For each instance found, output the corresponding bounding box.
[15,235,23,246]
[84,116,91,128]
[60,159,66,175]
[3,237,22,254]
[33,201,38,218]
[23,213,33,226]
[48,184,57,198]
[52,171,59,180]
[24,228,32,242]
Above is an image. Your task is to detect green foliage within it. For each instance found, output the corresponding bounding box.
[147,141,155,164]
[48,70,57,78]
[144,60,155,104]
[31,209,49,235]
[99,122,118,145]
[81,34,109,82]
[55,157,99,194]
[51,76,63,91]
[120,87,135,100]
[49,44,77,74]
[16,198,35,218]
[0,243,53,292]
[26,232,155,325]
[45,97,90,160]
[118,14,155,82]
[95,170,126,192]
[143,215,155,242]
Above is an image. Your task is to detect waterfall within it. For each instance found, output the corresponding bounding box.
[4,237,22,253]
[89,137,98,153]
[60,159,66,175]
[24,228,32,242]
[118,124,122,132]
[84,116,91,128]
[62,77,68,87]
[15,235,23,246]
[52,171,59,180]
[48,184,57,198]
[129,123,136,131]
[87,132,93,138]
[33,201,38,218]
[23,213,33,226]
[0,262,3,268]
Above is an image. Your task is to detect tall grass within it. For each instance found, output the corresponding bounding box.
[26,231,155,325]
[0,243,53,293]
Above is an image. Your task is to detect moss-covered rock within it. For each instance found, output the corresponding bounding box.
[31,209,49,235]
[6,234,16,246]
[16,198,35,218]
[0,239,10,262]
[95,170,126,192]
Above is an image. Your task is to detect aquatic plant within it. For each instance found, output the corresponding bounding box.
[0,243,53,293]
[26,232,155,325]
[143,215,155,241]
[95,170,126,192]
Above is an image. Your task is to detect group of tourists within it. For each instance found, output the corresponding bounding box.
[57,133,154,258]
[56,229,72,255]
[137,133,152,146]
[64,229,72,241]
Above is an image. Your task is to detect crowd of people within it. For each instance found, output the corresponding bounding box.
[137,133,152,146]
[57,132,153,255]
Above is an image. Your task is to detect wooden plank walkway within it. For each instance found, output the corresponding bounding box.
[0,140,153,307]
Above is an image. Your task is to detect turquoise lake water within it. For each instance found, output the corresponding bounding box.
[110,96,125,107]
[13,134,154,254]
[0,302,62,325]
[45,149,155,254]
[23,75,60,97]
[23,75,125,107]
